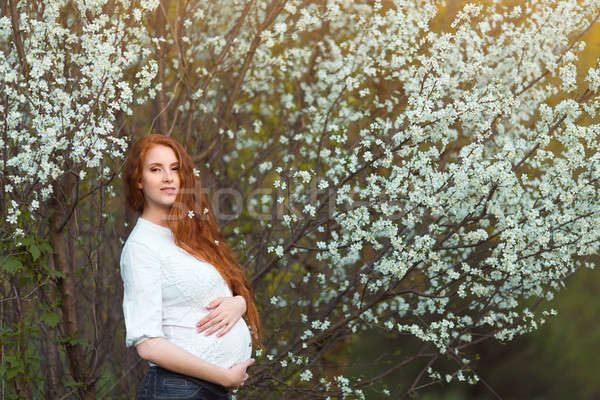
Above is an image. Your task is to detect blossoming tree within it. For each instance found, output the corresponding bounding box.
[2,0,600,398]
[0,0,158,398]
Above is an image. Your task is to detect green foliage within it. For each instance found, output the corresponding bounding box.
[1,256,23,274]
[40,311,60,328]
[1,353,26,380]
[0,218,58,398]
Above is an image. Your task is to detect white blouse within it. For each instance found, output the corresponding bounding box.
[120,216,253,369]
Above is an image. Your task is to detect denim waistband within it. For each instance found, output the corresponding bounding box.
[149,365,230,396]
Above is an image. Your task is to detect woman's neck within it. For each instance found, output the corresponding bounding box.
[140,211,170,228]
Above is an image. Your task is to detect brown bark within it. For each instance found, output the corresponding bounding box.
[48,171,95,399]
[8,0,28,77]
[40,256,65,399]
[41,322,65,398]
[9,280,33,399]
[0,0,7,17]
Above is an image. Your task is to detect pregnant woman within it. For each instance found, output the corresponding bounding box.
[119,133,262,399]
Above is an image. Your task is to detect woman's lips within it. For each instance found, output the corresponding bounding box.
[161,188,177,195]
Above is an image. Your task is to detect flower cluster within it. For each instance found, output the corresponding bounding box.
[1,0,158,232]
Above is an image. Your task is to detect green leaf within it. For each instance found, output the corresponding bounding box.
[44,264,66,279]
[41,311,60,327]
[4,354,25,377]
[28,244,41,261]
[40,242,53,253]
[1,256,23,274]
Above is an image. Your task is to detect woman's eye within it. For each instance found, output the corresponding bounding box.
[150,167,178,172]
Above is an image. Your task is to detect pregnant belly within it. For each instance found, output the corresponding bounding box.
[163,318,253,369]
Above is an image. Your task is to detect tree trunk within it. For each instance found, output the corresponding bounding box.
[40,260,65,399]
[48,172,96,398]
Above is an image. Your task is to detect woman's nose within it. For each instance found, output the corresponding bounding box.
[163,169,174,181]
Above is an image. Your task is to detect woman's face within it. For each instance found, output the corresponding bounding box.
[137,144,181,211]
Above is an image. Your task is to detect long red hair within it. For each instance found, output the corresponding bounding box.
[122,133,262,347]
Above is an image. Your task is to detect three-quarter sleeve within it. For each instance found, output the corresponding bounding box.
[120,240,166,348]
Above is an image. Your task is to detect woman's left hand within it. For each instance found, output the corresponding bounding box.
[196,295,246,337]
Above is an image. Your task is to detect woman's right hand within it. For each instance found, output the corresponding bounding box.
[222,358,255,387]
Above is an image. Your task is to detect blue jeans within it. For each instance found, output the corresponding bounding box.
[136,365,232,400]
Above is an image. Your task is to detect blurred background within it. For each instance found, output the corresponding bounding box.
[346,265,600,399]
